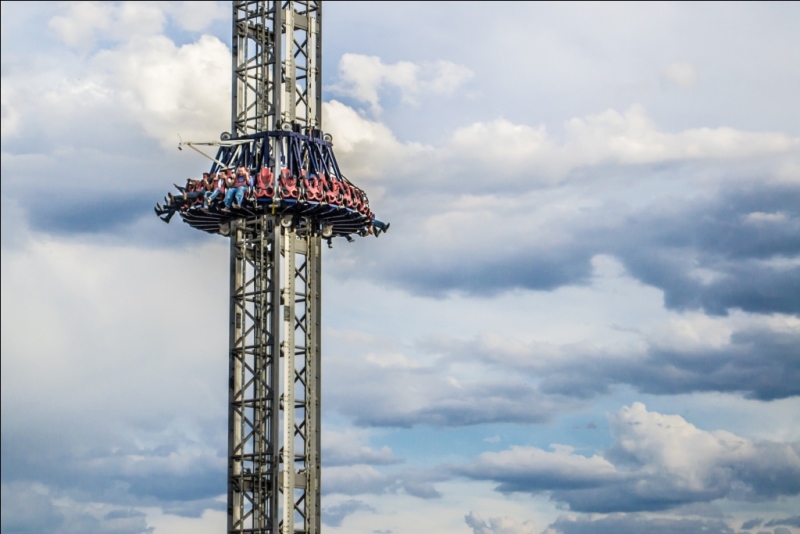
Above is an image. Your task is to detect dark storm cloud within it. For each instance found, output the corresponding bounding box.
[546,515,736,534]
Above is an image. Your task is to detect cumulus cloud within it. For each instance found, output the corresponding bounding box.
[544,514,735,534]
[531,314,800,401]
[323,429,401,466]
[322,308,798,429]
[430,104,799,184]
[0,482,155,534]
[329,53,474,115]
[465,511,537,534]
[321,499,374,527]
[765,516,800,528]
[48,2,164,50]
[1,2,230,238]
[457,403,800,513]
[322,464,441,499]
[325,330,570,427]
[459,445,620,492]
[93,34,230,146]
[48,1,227,50]
[323,99,430,183]
[352,168,800,315]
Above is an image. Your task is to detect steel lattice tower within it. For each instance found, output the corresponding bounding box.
[156,1,378,530]
[228,2,321,532]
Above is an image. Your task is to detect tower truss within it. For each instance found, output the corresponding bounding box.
[228,2,322,533]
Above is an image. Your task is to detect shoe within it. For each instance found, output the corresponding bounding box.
[384,223,390,233]
[159,215,170,223]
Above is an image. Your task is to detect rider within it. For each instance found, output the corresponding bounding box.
[224,166,250,209]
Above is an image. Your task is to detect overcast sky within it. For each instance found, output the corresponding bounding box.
[1,2,799,533]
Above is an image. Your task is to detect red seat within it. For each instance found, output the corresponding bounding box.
[255,167,274,198]
[279,168,299,199]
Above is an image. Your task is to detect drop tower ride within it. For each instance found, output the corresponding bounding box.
[155,2,381,532]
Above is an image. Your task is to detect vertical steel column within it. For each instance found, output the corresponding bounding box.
[229,3,322,533]
[281,226,297,533]
[305,234,322,534]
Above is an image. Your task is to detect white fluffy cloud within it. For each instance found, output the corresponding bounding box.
[48,2,164,49]
[2,2,230,151]
[458,403,800,512]
[443,105,799,178]
[329,53,474,115]
[48,1,227,49]
[323,429,400,466]
[93,34,230,145]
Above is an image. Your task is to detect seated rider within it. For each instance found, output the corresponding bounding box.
[224,166,250,209]
[370,219,390,237]
[168,174,207,205]
[204,172,224,207]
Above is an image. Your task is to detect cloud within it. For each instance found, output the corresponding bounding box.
[329,54,474,115]
[47,1,227,50]
[355,171,800,315]
[321,499,374,527]
[322,464,441,499]
[661,62,699,88]
[48,2,164,50]
[92,33,230,147]
[533,315,800,401]
[465,511,537,534]
[323,429,401,466]
[0,482,155,534]
[456,403,800,513]
[1,234,230,519]
[765,516,800,528]
[1,4,230,239]
[326,331,569,427]
[323,308,798,429]
[743,518,765,529]
[544,514,735,534]
[322,100,430,183]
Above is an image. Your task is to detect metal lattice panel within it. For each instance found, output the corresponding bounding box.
[232,1,321,137]
[228,216,321,534]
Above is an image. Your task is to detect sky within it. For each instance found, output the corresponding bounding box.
[1,1,799,533]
